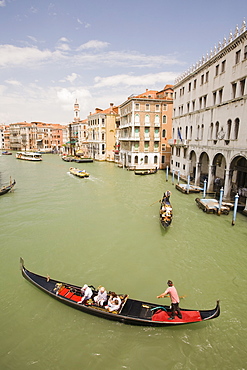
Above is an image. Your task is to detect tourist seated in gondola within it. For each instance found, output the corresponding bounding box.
[94,286,107,306]
[106,292,121,312]
[77,284,93,304]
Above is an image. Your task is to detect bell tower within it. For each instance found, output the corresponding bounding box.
[74,99,80,122]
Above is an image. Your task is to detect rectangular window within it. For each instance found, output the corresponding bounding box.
[205,71,209,83]
[215,65,219,76]
[145,104,150,111]
[213,91,217,105]
[240,79,245,96]
[135,103,140,110]
[232,83,237,99]
[204,95,207,108]
[192,100,195,111]
[193,79,197,89]
[235,50,241,64]
[187,102,190,113]
[219,89,223,104]
[188,82,191,92]
[199,97,202,109]
[244,45,247,59]
[201,75,204,85]
[221,60,226,73]
[155,104,160,112]
[163,104,167,111]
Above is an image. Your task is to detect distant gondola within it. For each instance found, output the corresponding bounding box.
[20,258,220,327]
[159,191,173,228]
[0,179,16,196]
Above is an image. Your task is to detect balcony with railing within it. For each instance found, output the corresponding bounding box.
[168,139,189,147]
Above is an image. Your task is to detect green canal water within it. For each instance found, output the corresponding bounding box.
[0,154,247,370]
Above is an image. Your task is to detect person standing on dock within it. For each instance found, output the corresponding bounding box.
[157,280,182,320]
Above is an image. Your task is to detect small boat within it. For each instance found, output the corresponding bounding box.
[62,155,93,163]
[176,184,203,194]
[134,168,157,176]
[73,157,93,163]
[160,191,173,228]
[16,152,42,161]
[69,167,89,178]
[20,258,220,327]
[1,151,12,155]
[0,179,16,196]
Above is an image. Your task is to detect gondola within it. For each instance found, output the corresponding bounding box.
[20,258,220,327]
[159,191,173,228]
[0,179,16,196]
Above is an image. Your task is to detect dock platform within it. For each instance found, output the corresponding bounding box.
[195,198,233,214]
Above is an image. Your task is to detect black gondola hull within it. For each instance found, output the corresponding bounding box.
[20,259,220,327]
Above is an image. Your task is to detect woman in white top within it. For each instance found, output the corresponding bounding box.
[106,292,121,312]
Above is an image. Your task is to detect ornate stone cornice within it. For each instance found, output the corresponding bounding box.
[174,20,247,87]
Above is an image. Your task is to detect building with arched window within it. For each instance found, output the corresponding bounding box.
[170,20,247,211]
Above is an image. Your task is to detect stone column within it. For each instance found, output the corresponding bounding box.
[223,169,232,201]
[207,165,215,192]
[194,162,201,186]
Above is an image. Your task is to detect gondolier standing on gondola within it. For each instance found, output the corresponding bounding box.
[157,280,182,320]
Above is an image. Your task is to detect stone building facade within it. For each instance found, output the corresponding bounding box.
[171,20,247,208]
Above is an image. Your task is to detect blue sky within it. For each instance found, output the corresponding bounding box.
[0,0,246,124]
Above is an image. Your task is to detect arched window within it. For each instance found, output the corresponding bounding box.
[215,121,219,140]
[154,155,158,164]
[162,129,166,138]
[145,114,150,123]
[144,155,148,164]
[163,115,167,124]
[197,125,200,140]
[201,124,204,140]
[209,123,213,140]
[135,114,140,123]
[190,126,193,140]
[134,156,138,164]
[185,126,188,140]
[234,118,240,139]
[226,119,232,140]
[155,115,160,124]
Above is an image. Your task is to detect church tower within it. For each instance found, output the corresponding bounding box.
[74,99,80,122]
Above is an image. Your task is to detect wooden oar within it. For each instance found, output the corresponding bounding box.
[149,199,161,206]
[160,295,187,299]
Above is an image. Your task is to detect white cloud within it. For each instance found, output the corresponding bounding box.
[65,73,80,83]
[0,0,6,7]
[0,44,63,67]
[5,79,22,86]
[73,50,183,69]
[57,88,92,112]
[59,37,69,43]
[94,72,178,88]
[77,40,110,51]
[27,36,38,43]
